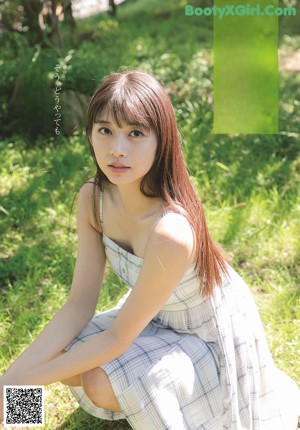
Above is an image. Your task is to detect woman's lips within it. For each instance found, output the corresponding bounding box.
[108,163,130,174]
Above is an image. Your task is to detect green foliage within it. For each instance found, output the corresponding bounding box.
[11,49,55,139]
[0,32,30,135]
[0,46,61,140]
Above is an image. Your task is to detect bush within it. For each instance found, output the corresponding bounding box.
[1,46,60,141]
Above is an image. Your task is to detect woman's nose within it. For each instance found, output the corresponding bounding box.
[110,134,127,157]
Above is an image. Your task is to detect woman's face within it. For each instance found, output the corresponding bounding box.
[90,111,158,187]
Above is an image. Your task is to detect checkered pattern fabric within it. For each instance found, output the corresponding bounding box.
[64,192,299,429]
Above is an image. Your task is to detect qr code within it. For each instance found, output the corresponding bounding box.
[4,386,45,427]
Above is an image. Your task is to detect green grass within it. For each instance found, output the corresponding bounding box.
[0,0,299,428]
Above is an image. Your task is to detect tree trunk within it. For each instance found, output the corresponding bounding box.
[21,0,45,44]
[108,0,116,16]
[46,0,64,49]
[63,0,76,29]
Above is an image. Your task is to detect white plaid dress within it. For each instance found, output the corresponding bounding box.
[65,195,299,429]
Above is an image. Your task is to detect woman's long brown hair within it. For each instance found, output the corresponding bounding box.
[85,70,230,296]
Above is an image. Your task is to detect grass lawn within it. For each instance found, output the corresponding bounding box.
[0,0,299,428]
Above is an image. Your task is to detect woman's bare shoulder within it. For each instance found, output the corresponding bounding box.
[77,178,102,233]
[149,212,196,265]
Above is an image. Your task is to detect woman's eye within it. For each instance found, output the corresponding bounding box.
[98,127,111,135]
[130,130,144,137]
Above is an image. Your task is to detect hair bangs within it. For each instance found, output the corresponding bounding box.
[93,87,154,132]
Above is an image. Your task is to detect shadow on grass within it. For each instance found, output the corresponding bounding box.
[56,407,131,430]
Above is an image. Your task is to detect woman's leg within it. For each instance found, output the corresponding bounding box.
[81,367,121,412]
[58,350,121,411]
[60,374,82,386]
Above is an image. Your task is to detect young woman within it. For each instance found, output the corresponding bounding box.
[1,70,299,429]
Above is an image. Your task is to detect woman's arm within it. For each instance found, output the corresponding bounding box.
[3,182,106,377]
[2,212,195,386]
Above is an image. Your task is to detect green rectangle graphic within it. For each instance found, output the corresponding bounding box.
[213,0,278,134]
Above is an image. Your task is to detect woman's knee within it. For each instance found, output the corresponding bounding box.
[81,367,108,399]
[81,368,121,411]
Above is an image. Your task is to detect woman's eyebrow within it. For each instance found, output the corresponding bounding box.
[94,119,110,124]
[127,122,151,131]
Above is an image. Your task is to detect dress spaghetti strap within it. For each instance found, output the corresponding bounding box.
[151,210,174,231]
